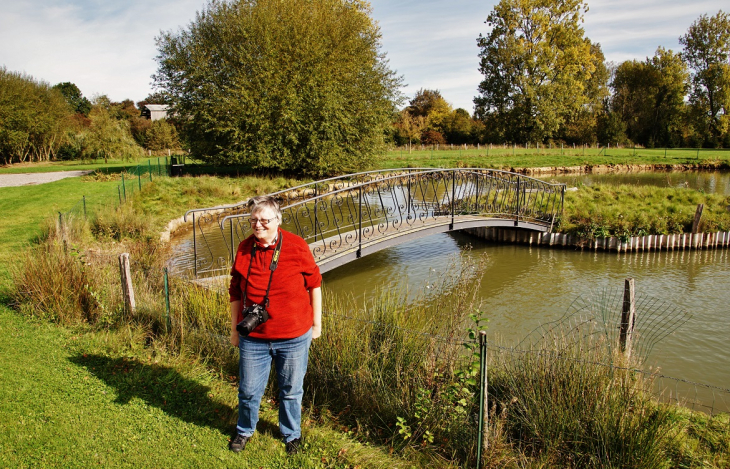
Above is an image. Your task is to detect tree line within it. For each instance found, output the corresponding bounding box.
[395,4,729,150]
[0,69,180,165]
[2,0,727,174]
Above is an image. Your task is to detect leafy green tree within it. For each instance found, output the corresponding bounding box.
[475,0,599,143]
[679,11,730,146]
[611,48,689,147]
[0,68,73,164]
[74,105,143,163]
[144,119,180,151]
[52,82,92,116]
[136,91,170,111]
[392,110,426,149]
[562,41,610,144]
[153,0,402,176]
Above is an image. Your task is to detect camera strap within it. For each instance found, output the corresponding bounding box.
[242,234,283,309]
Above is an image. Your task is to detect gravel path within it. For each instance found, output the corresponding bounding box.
[0,170,93,188]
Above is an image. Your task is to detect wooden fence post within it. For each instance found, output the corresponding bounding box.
[119,253,136,315]
[620,278,636,357]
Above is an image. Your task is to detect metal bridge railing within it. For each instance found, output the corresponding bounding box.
[183,169,565,278]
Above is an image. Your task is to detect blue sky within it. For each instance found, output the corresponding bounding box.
[1,0,726,112]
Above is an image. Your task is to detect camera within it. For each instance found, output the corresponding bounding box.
[236,303,269,336]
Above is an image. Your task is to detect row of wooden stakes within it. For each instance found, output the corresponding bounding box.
[466,227,730,253]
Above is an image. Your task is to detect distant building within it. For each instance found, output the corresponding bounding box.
[142,104,170,121]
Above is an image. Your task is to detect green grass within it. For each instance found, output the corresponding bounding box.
[0,157,177,175]
[378,146,730,170]
[0,306,411,468]
[560,184,730,238]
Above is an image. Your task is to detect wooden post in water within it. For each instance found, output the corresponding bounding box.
[119,253,136,315]
[620,278,636,358]
[692,204,704,234]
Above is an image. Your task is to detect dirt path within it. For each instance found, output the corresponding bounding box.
[0,170,93,188]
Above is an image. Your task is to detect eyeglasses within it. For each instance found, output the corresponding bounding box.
[249,217,277,226]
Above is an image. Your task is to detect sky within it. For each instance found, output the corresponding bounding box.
[1,0,727,113]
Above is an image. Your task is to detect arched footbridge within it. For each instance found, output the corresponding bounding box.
[180,168,565,278]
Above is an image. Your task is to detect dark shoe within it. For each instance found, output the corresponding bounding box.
[285,437,301,455]
[229,433,250,453]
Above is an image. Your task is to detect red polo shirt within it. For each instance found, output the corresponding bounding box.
[229,229,322,340]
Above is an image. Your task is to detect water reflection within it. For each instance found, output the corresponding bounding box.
[322,231,730,406]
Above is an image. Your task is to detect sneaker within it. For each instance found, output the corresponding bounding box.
[229,433,250,453]
[285,437,301,455]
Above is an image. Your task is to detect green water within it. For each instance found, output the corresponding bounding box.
[322,230,730,412]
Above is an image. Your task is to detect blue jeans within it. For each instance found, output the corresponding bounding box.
[237,328,312,443]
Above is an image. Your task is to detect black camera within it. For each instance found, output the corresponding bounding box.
[236,304,269,336]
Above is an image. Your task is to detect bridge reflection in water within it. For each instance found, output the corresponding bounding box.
[181,168,566,278]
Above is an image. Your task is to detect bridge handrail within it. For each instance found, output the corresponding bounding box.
[183,168,443,222]
[214,168,566,227]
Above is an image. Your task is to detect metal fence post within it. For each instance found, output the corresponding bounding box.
[357,185,363,258]
[515,177,521,226]
[121,174,127,202]
[163,267,171,331]
[138,170,142,190]
[82,196,87,218]
[477,330,488,468]
[450,170,455,229]
[148,160,153,182]
[192,212,198,278]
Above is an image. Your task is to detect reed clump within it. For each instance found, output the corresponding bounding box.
[486,329,676,468]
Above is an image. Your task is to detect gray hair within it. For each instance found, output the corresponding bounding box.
[247,195,282,219]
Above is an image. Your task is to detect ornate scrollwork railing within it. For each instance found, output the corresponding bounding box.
[181,169,565,278]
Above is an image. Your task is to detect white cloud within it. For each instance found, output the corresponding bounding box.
[0,0,727,111]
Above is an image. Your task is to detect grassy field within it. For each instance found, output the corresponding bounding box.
[378,146,730,170]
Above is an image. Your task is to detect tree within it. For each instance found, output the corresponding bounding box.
[611,48,689,147]
[153,0,402,176]
[136,91,170,111]
[53,82,92,116]
[475,0,598,143]
[0,68,73,164]
[144,119,180,151]
[392,110,426,149]
[679,11,730,146]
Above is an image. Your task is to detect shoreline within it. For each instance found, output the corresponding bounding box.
[465,227,730,253]
[511,162,729,175]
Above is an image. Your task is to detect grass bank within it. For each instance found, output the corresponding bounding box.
[560,184,730,239]
[378,147,730,171]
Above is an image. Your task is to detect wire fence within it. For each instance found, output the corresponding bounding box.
[386,144,730,161]
[57,157,172,228]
